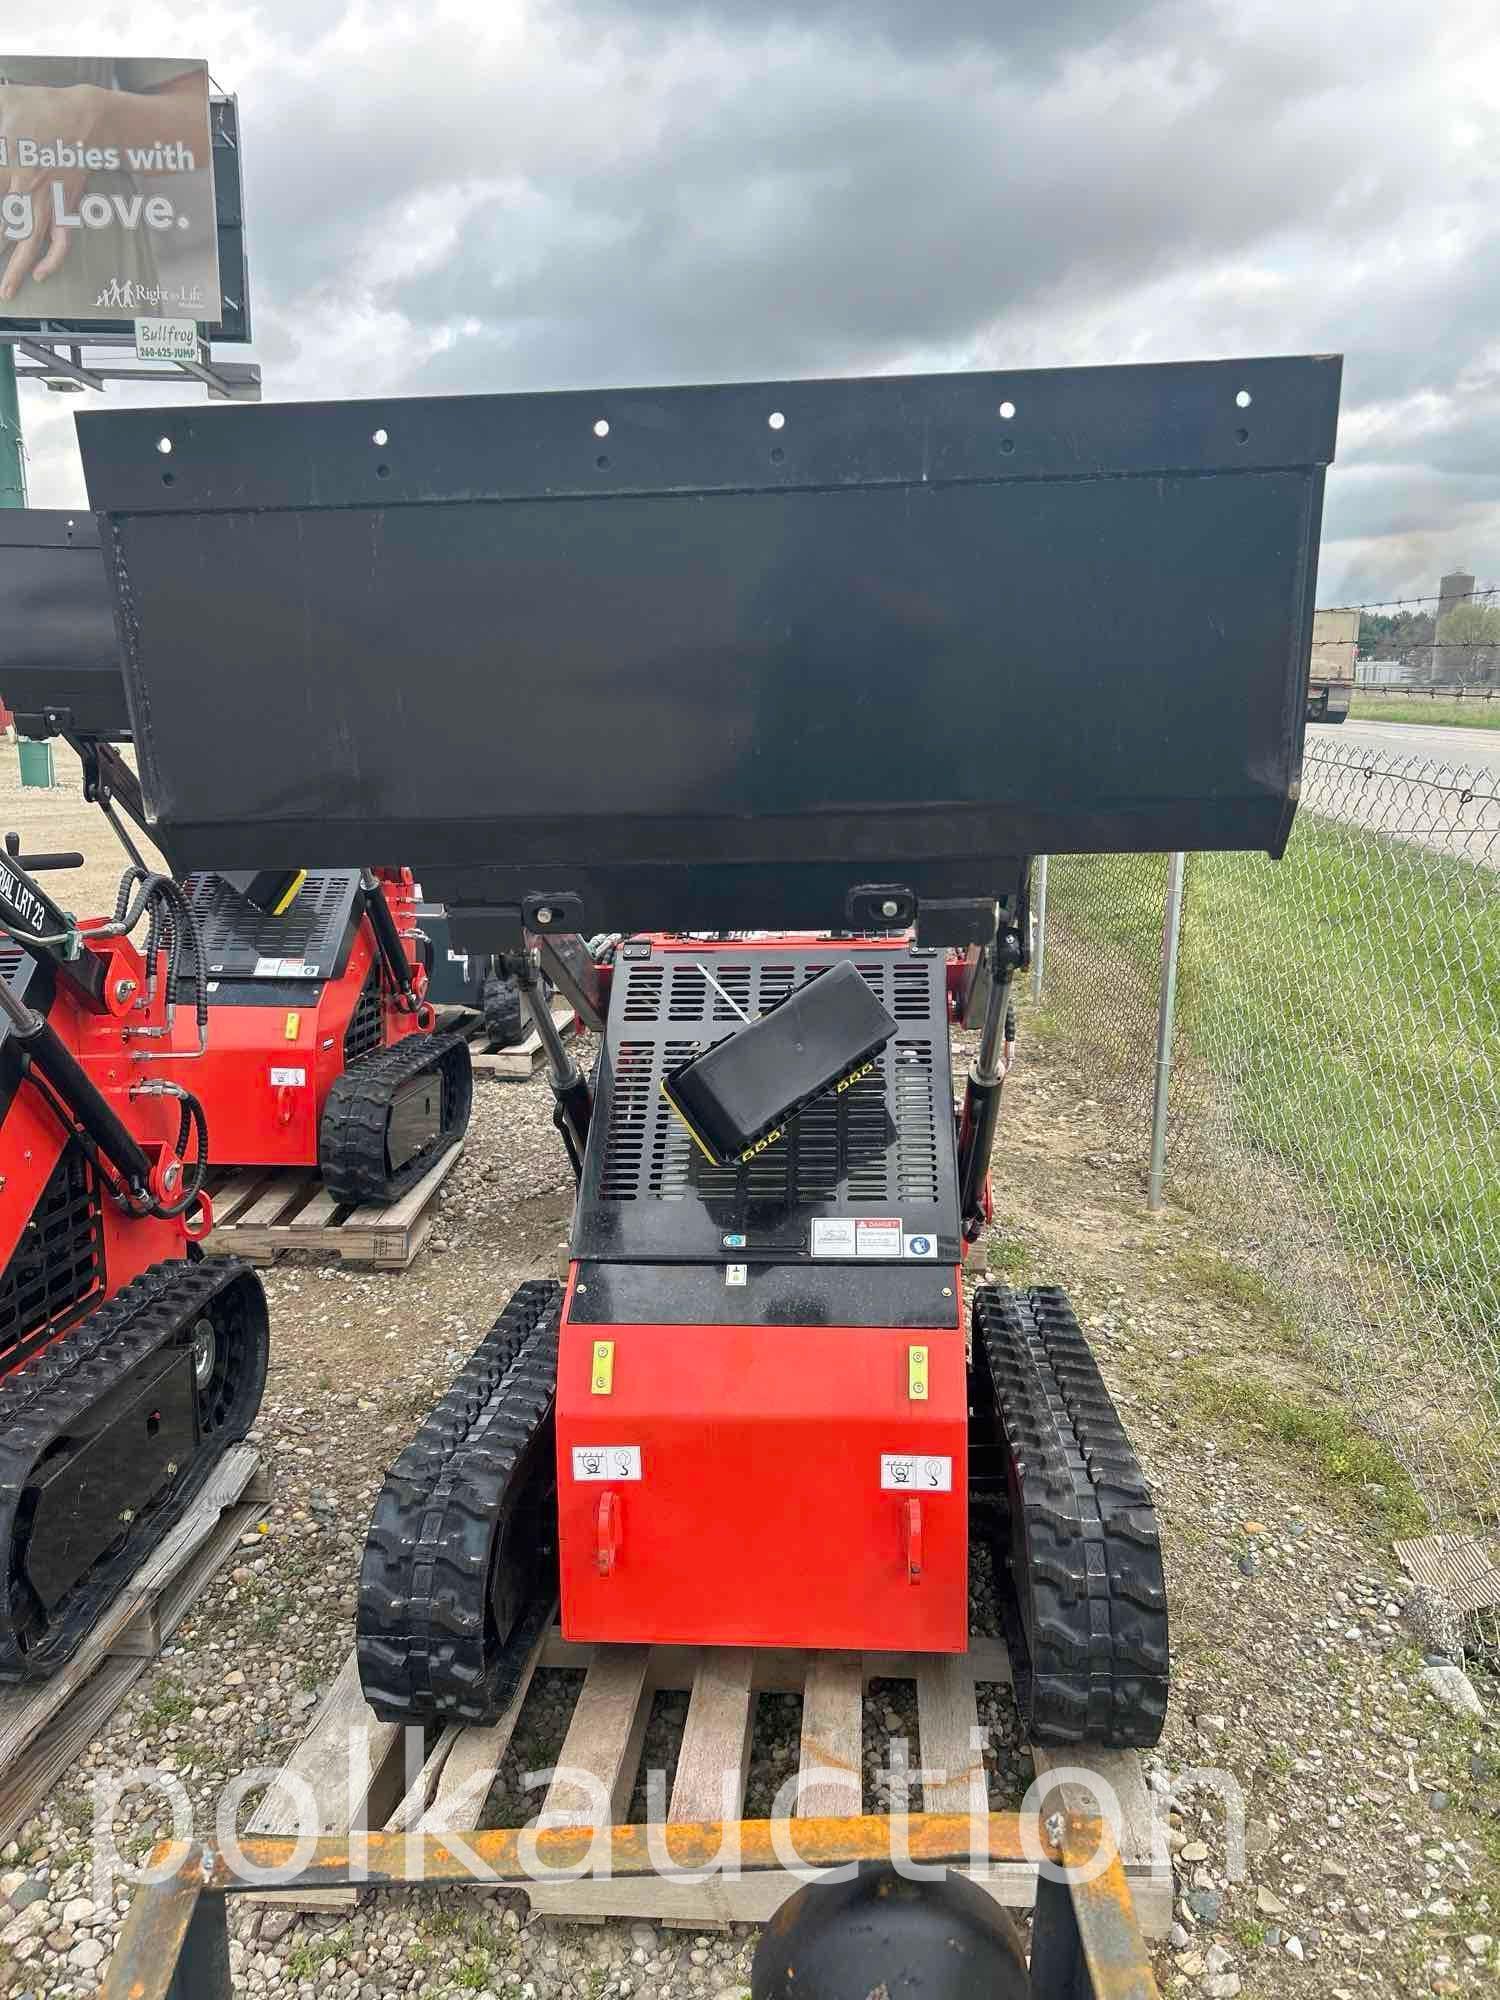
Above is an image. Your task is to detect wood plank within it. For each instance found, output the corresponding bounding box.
[524,1853,1168,1932]
[206,1169,273,1227]
[915,1654,982,1816]
[0,1479,263,1845]
[209,1144,460,1268]
[0,1659,148,1848]
[0,1445,259,1772]
[423,1610,553,1831]
[541,1647,652,1827]
[249,1652,399,1834]
[386,1728,462,1834]
[669,1649,755,1823]
[247,1651,409,1906]
[238,1177,309,1229]
[795,1652,863,1818]
[472,1001,576,1080]
[539,1632,1010,1694]
[345,1141,464,1232]
[1033,1744,1158,1867]
[154,1498,267,1643]
[287,1186,342,1232]
[110,1493,264,1660]
[522,1637,1169,1937]
[107,1605,162,1659]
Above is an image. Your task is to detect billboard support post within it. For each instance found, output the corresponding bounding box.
[0,348,24,508]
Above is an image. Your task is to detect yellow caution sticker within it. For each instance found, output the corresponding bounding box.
[591,1340,615,1395]
[273,869,308,916]
[908,1345,929,1400]
[284,1011,301,1041]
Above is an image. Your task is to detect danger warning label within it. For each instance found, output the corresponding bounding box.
[855,1218,903,1258]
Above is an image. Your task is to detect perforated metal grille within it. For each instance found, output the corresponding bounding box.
[182,870,360,977]
[0,1142,104,1368]
[343,968,384,1065]
[595,951,947,1214]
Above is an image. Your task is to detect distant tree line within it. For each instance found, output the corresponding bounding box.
[1358,602,1500,683]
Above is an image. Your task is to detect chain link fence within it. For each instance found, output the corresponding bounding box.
[1036,738,1500,1650]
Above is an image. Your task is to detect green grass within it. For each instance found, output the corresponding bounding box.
[1047,821,1500,1348]
[454,1947,494,1991]
[287,1929,348,1980]
[985,1234,1035,1283]
[140,1676,195,1731]
[1350,695,1500,730]
[1180,815,1500,1334]
[1180,1362,1427,1536]
[1173,1249,1297,1331]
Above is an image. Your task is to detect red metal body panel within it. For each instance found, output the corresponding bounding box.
[0,935,197,1371]
[555,1270,968,1652]
[149,872,427,1171]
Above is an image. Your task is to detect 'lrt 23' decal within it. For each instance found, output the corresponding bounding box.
[0,863,54,938]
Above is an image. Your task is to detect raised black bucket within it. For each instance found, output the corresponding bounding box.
[0,510,128,739]
[77,357,1340,938]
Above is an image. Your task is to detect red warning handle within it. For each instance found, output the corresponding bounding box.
[596,1491,621,1576]
[904,1498,923,1583]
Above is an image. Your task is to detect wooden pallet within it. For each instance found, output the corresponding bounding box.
[450,998,578,1081]
[0,1446,268,1846]
[203,1142,463,1270]
[248,1622,1170,1932]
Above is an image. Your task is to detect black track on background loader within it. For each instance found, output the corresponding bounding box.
[318,1029,473,1206]
[0,1257,268,1681]
[969,1283,1170,1748]
[481,972,524,1049]
[357,1279,562,1724]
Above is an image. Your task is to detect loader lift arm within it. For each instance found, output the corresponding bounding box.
[0,842,208,1220]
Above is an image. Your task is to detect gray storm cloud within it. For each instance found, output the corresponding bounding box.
[10,0,1499,602]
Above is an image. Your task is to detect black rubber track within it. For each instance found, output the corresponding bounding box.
[318,1028,473,1206]
[481,973,524,1049]
[0,1256,268,1682]
[357,1279,562,1726]
[972,1284,1169,1748]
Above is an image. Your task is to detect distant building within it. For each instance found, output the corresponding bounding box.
[1439,569,1476,623]
[1432,568,1478,681]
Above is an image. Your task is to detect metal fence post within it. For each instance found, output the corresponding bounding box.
[1030,855,1048,1003]
[1147,851,1186,1212]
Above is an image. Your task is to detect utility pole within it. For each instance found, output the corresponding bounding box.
[0,349,25,508]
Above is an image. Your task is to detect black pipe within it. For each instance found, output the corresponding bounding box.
[360,871,419,1010]
[955,902,1028,1241]
[514,951,592,1178]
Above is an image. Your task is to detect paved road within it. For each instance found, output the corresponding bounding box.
[1305,719,1498,867]
[1310,717,1500,780]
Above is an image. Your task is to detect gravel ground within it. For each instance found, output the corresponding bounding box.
[0,748,1494,1997]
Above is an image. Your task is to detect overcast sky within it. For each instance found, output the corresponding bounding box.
[7,0,1499,604]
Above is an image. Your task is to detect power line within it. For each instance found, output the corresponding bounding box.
[1321,585,1499,612]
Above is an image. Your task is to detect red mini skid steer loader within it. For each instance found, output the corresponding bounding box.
[169,862,473,1205]
[0,837,268,1680]
[78,354,1339,1996]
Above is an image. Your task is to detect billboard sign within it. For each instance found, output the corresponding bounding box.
[0,56,220,327]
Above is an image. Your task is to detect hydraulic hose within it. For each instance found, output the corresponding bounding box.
[0,980,154,1199]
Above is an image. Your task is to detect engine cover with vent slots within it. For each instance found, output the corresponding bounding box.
[557,934,968,1654]
[573,936,961,1265]
[179,869,366,985]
